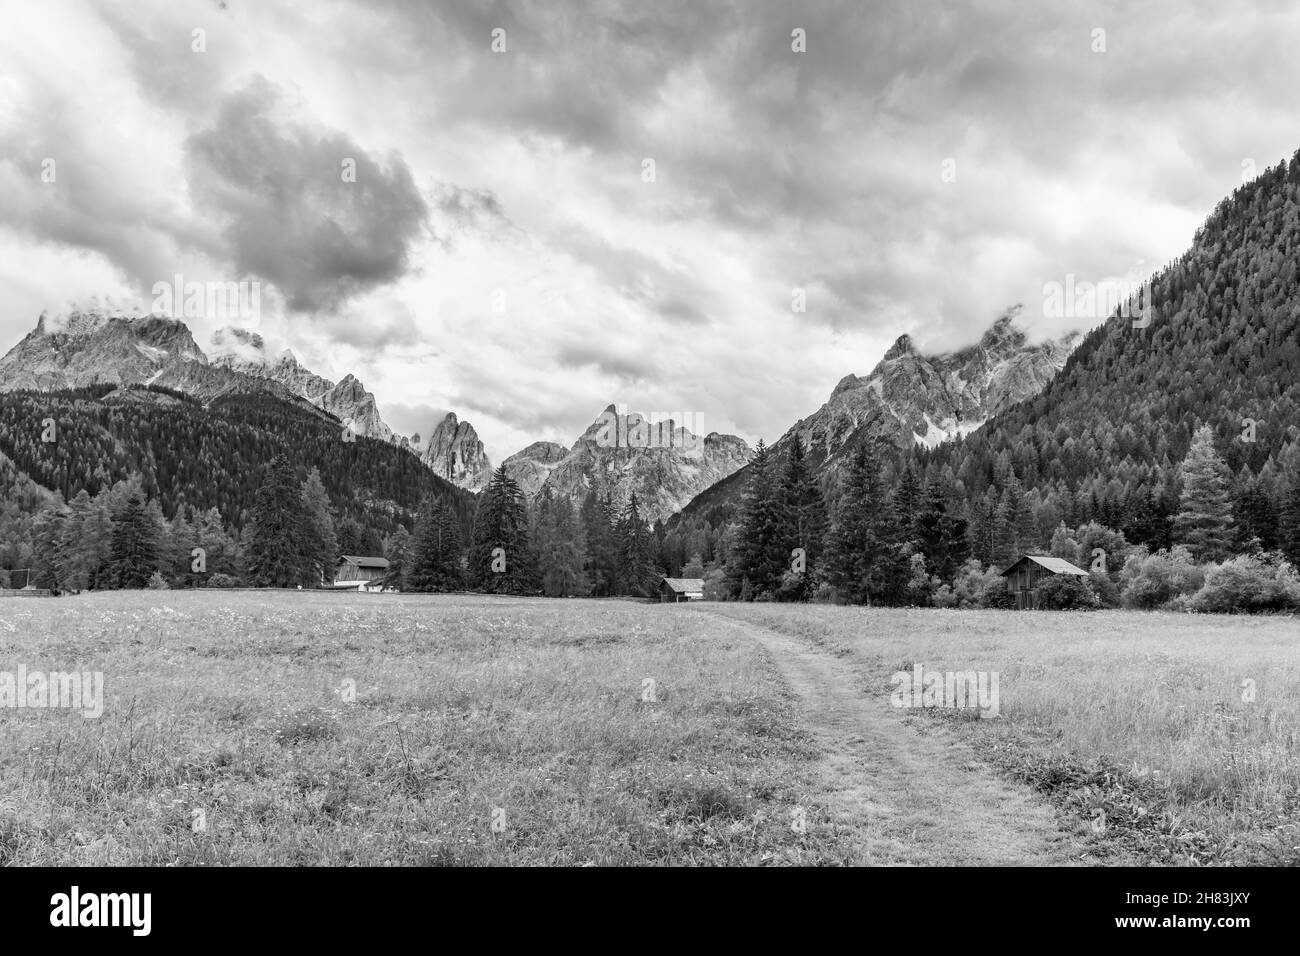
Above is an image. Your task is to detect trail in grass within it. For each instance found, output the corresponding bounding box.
[700,611,1079,866]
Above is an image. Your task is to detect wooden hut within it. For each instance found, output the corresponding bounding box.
[999,554,1089,609]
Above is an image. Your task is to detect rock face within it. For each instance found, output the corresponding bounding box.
[0,309,208,391]
[501,441,569,498]
[502,406,752,524]
[781,308,1078,468]
[209,329,394,442]
[421,412,492,492]
[673,309,1080,525]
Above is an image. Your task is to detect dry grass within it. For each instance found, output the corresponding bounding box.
[696,603,1300,865]
[0,592,864,866]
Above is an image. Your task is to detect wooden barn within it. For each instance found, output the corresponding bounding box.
[333,555,390,589]
[658,577,704,603]
[1000,554,1089,609]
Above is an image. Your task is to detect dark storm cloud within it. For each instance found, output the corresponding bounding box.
[183,77,429,312]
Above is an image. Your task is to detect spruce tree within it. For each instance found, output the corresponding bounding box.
[246,455,317,587]
[1173,425,1235,561]
[468,465,536,594]
[534,491,589,597]
[408,496,463,591]
[820,444,885,604]
[1279,472,1300,567]
[776,438,828,597]
[383,526,412,590]
[729,440,784,599]
[618,493,660,596]
[301,468,339,585]
[581,490,620,596]
[107,491,162,589]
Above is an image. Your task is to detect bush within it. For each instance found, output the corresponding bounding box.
[950,559,1010,608]
[1187,555,1300,613]
[981,586,1018,610]
[1036,574,1101,610]
[206,573,241,588]
[1119,546,1205,609]
[147,571,170,590]
[1088,570,1121,607]
[810,582,842,604]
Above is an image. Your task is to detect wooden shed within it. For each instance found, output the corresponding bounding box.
[1000,554,1089,609]
[334,555,390,588]
[658,577,704,603]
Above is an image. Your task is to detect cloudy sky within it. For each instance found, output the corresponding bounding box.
[2,0,1299,460]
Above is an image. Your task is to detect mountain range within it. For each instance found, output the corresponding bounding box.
[0,310,757,521]
[675,309,1079,525]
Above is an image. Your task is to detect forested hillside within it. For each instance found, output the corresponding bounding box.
[0,385,475,571]
[661,151,1300,613]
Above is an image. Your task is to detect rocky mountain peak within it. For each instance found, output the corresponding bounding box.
[882,333,916,361]
[422,412,491,492]
[503,406,752,523]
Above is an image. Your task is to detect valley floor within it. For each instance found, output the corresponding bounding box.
[0,592,1295,865]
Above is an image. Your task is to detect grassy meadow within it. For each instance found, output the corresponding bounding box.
[698,603,1300,865]
[0,591,857,865]
[1,591,1296,865]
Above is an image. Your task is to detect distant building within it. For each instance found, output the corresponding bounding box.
[999,554,1089,609]
[658,577,705,603]
[333,555,390,589]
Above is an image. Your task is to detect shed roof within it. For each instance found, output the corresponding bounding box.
[1000,554,1089,577]
[660,577,704,593]
[340,555,389,569]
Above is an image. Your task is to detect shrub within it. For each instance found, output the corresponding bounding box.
[206,573,241,588]
[1187,555,1300,614]
[1119,546,1205,609]
[931,584,958,608]
[1036,574,1101,610]
[147,571,170,590]
[950,559,1008,608]
[1088,570,1121,607]
[981,586,1018,610]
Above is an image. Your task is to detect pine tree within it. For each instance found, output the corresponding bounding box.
[468,465,536,593]
[1279,471,1300,567]
[775,438,829,598]
[107,491,162,589]
[301,467,339,585]
[581,490,620,596]
[534,491,589,596]
[407,496,463,591]
[915,480,968,580]
[1173,425,1235,561]
[246,455,318,587]
[617,493,660,596]
[820,444,888,604]
[383,526,411,591]
[729,440,783,599]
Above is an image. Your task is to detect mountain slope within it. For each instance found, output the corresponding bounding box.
[209,328,395,441]
[0,383,476,539]
[503,407,752,524]
[676,311,1078,526]
[914,153,1300,510]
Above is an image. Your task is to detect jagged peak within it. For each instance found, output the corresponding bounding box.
[831,373,862,396]
[978,307,1028,352]
[882,333,916,361]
